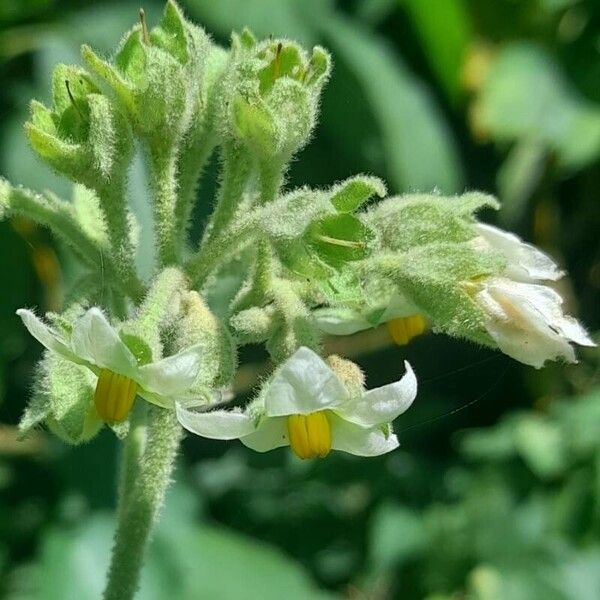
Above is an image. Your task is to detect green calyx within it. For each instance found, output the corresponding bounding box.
[225,31,331,162]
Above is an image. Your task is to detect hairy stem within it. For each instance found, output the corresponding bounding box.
[258,158,285,205]
[103,407,182,600]
[97,180,141,300]
[198,143,252,252]
[150,148,180,267]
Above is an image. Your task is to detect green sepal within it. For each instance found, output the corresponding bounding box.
[81,45,136,115]
[19,353,103,445]
[368,192,501,253]
[119,333,153,366]
[230,306,275,345]
[277,237,334,279]
[391,242,506,341]
[26,74,133,189]
[150,0,189,64]
[232,96,277,156]
[266,313,321,363]
[306,213,373,268]
[330,175,387,213]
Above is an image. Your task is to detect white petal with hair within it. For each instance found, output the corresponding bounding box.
[177,346,417,457]
[476,278,595,368]
[17,307,204,409]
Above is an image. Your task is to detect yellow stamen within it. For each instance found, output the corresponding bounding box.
[94,369,138,423]
[386,315,428,346]
[287,411,331,459]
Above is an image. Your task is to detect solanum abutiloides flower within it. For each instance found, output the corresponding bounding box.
[469,224,595,367]
[176,346,417,459]
[314,291,428,346]
[17,307,204,422]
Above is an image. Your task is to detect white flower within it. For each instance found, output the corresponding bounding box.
[470,224,594,367]
[475,278,595,368]
[314,292,428,346]
[17,307,203,422]
[176,346,417,458]
[314,291,417,335]
[473,223,563,282]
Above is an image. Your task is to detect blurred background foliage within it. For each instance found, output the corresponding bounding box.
[0,0,599,598]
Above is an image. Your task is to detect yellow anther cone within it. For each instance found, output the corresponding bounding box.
[94,369,138,423]
[386,315,427,346]
[287,412,332,459]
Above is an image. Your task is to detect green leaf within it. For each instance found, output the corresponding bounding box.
[401,0,472,102]
[475,43,600,170]
[29,486,336,600]
[330,175,386,213]
[319,13,463,193]
[306,213,372,267]
[369,502,426,570]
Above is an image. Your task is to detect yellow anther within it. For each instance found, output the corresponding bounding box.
[386,314,428,346]
[287,411,331,459]
[94,369,138,423]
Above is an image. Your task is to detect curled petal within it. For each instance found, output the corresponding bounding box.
[477,278,595,368]
[176,405,257,440]
[476,223,563,282]
[137,344,203,396]
[330,414,399,456]
[241,417,289,452]
[17,309,88,367]
[336,361,417,427]
[264,347,349,417]
[71,308,137,376]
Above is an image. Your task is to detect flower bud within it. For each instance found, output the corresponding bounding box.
[82,1,210,146]
[222,32,331,163]
[25,65,133,189]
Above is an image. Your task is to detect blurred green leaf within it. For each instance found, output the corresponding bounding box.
[496,140,546,225]
[319,13,463,194]
[369,502,426,569]
[400,0,472,102]
[184,0,330,45]
[475,43,600,171]
[22,485,336,600]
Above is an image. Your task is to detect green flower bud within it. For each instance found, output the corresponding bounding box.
[82,1,210,146]
[25,64,133,190]
[177,291,237,387]
[223,33,331,162]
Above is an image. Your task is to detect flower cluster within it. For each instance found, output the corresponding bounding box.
[1,1,593,461]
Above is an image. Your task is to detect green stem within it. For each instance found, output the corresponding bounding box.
[116,403,148,513]
[103,407,182,600]
[150,148,180,267]
[174,133,217,255]
[97,179,142,299]
[198,143,252,251]
[258,158,285,205]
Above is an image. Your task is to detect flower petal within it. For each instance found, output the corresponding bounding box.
[330,414,399,456]
[313,307,371,335]
[264,347,349,417]
[477,278,595,368]
[336,361,417,427]
[17,309,88,366]
[71,308,137,376]
[476,223,563,282]
[241,416,289,452]
[176,405,257,440]
[379,291,419,323]
[137,344,203,396]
